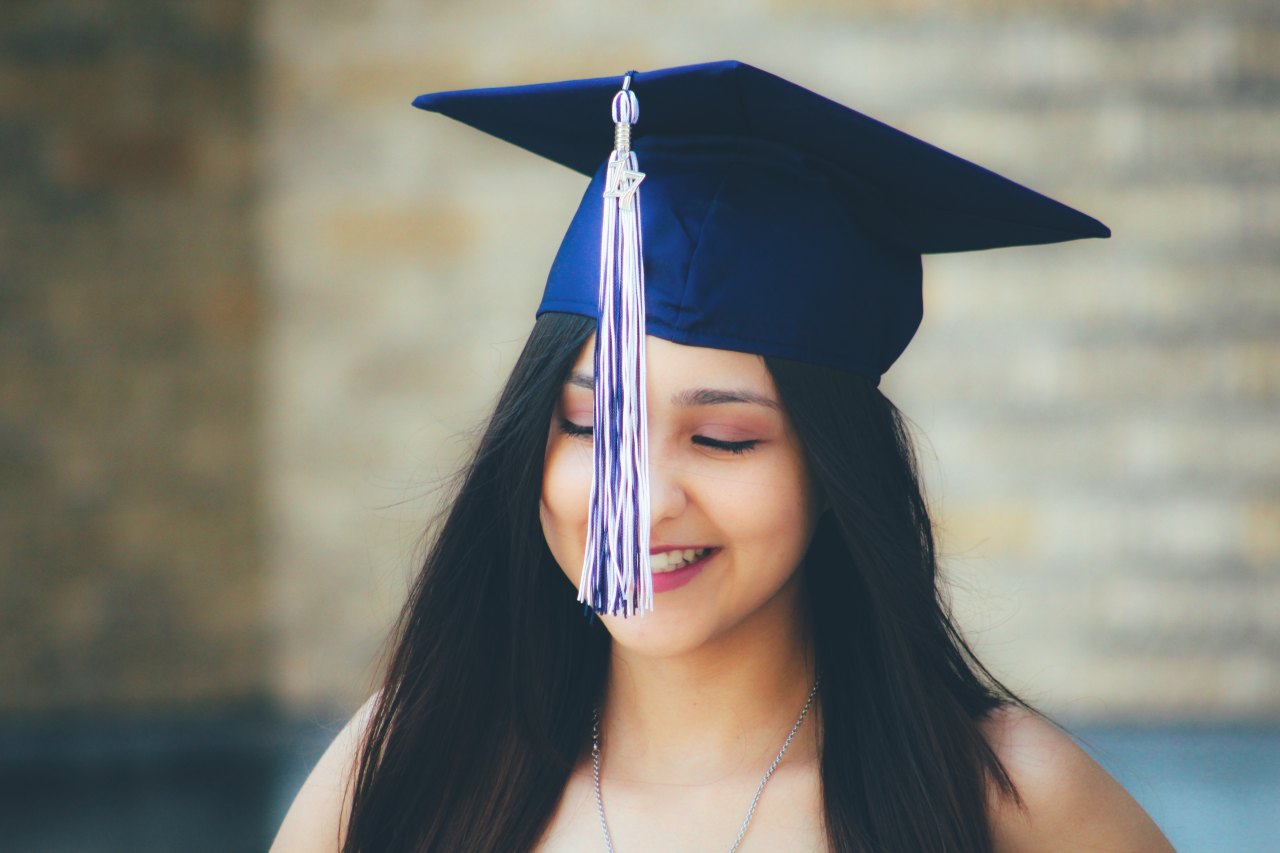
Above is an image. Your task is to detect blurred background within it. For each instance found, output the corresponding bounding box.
[1,0,1277,850]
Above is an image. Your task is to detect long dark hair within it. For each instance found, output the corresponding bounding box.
[342,311,1022,852]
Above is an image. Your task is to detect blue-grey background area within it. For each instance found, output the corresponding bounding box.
[0,718,1276,852]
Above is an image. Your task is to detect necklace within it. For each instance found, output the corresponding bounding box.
[590,678,820,853]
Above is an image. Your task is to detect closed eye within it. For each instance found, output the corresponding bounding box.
[559,418,759,455]
[692,436,759,455]
[558,417,593,438]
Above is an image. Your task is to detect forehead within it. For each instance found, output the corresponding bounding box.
[570,335,775,390]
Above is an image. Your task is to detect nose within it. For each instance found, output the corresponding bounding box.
[647,456,688,525]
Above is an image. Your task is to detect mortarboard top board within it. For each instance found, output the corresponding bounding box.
[413,59,1110,383]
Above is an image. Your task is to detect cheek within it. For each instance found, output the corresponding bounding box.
[727,457,815,573]
[540,438,594,577]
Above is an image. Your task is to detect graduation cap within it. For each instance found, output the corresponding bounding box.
[413,60,1109,617]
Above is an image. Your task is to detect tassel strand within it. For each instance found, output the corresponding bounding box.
[578,72,652,617]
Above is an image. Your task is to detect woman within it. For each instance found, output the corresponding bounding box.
[274,62,1174,851]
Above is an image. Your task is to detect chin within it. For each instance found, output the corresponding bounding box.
[600,605,722,659]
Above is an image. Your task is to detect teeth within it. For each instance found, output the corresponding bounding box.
[649,547,712,574]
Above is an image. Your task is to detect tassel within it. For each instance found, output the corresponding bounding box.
[578,71,652,617]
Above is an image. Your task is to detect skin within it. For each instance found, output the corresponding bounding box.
[271,336,1175,852]
[535,335,828,850]
[542,337,821,660]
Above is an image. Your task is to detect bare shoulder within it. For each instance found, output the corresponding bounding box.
[271,692,381,853]
[981,705,1175,853]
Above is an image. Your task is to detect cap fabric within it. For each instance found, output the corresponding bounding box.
[413,59,1109,383]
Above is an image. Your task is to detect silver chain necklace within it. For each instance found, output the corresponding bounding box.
[590,678,820,853]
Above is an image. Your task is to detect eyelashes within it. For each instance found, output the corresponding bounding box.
[557,418,760,455]
[557,418,593,438]
[692,435,759,456]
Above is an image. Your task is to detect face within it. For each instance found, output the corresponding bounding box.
[540,335,820,658]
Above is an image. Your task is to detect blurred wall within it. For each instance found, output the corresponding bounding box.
[1,0,1276,729]
[1,1,263,718]
[257,0,1279,721]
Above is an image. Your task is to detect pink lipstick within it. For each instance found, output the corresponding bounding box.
[651,548,718,593]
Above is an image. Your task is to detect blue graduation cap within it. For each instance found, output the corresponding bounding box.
[414,59,1108,379]
[413,60,1109,617]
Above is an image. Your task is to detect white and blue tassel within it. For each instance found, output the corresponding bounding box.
[578,72,652,618]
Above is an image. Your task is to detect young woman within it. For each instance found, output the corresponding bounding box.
[274,62,1175,852]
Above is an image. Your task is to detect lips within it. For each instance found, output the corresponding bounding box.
[650,547,718,593]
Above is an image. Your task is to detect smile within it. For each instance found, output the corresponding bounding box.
[649,547,716,574]
[648,547,719,594]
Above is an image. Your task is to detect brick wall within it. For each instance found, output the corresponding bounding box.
[258,2,1278,720]
[0,1,263,715]
[3,0,1274,722]
[877,7,1280,719]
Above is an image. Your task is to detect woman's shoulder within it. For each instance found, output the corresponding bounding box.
[271,692,381,852]
[979,704,1174,852]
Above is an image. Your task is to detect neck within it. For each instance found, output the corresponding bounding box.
[596,582,819,785]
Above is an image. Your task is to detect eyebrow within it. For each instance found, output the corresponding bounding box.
[566,372,780,410]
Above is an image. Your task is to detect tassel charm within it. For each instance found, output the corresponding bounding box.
[578,71,652,617]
